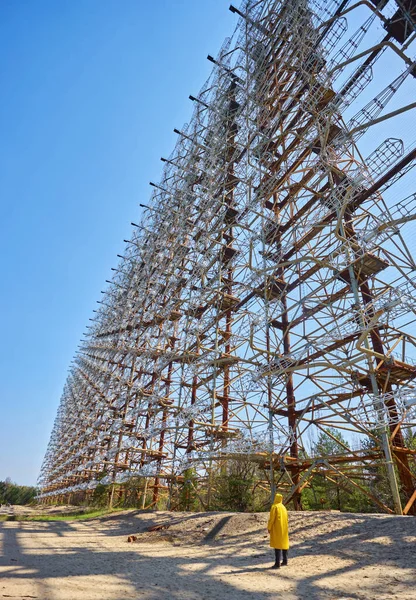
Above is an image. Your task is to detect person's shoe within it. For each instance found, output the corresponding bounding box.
[272,563,280,569]
[281,560,288,566]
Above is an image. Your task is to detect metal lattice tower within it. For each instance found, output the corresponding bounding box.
[39,0,416,515]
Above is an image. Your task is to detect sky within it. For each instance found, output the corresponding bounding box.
[0,0,234,486]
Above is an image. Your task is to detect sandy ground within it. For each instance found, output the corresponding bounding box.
[1,507,415,600]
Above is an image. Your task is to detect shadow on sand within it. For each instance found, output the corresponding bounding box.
[0,511,415,599]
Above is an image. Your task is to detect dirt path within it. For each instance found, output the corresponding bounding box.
[1,510,415,599]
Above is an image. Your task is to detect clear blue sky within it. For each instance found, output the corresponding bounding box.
[0,0,234,486]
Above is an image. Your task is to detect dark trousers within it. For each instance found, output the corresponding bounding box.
[274,549,288,565]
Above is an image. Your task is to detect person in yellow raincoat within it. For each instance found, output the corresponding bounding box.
[267,492,289,569]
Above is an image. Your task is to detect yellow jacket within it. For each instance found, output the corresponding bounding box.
[267,493,289,549]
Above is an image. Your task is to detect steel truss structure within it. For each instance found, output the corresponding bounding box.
[39,0,416,515]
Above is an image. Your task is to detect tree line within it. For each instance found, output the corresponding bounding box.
[0,478,38,505]
[171,427,416,513]
[44,427,416,513]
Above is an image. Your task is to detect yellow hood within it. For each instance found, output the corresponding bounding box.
[273,493,283,504]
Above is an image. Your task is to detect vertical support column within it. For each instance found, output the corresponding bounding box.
[340,213,403,515]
